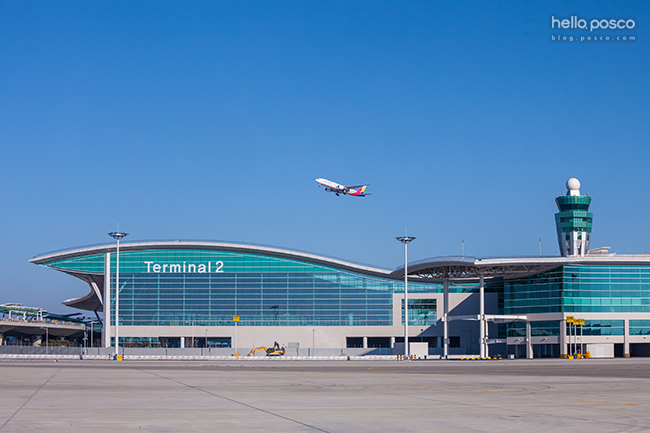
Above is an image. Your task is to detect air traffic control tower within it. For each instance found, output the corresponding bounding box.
[555,177,593,257]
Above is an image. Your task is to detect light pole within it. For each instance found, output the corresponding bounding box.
[108,230,128,358]
[396,235,416,358]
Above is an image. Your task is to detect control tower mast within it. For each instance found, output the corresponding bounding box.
[555,178,593,257]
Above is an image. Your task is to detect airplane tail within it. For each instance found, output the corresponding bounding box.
[350,185,371,196]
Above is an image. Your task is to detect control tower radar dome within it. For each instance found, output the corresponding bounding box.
[566,177,581,191]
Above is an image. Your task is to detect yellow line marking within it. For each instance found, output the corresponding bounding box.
[593,401,609,404]
[620,403,638,406]
[509,392,521,395]
[462,388,473,390]
[477,389,489,392]
[526,394,540,397]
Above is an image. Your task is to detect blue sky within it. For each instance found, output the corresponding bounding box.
[1,1,649,314]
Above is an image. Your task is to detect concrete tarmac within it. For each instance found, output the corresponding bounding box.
[1,358,650,432]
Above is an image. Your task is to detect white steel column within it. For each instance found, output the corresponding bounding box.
[624,319,630,358]
[103,253,111,348]
[479,275,485,358]
[526,321,533,359]
[560,319,568,357]
[443,279,449,359]
[484,319,489,358]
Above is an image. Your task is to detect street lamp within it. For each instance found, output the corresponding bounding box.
[396,235,416,358]
[108,230,128,358]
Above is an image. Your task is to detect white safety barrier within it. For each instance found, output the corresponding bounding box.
[0,354,399,361]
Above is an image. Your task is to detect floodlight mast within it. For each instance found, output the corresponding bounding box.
[108,231,128,358]
[396,235,416,358]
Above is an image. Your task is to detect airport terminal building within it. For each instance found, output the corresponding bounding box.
[29,178,650,358]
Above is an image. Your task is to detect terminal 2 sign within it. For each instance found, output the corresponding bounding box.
[143,261,225,273]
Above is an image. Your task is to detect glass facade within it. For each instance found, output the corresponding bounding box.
[505,265,650,339]
[401,299,437,326]
[507,321,560,337]
[504,268,563,314]
[562,265,650,313]
[43,248,440,327]
[504,265,650,315]
[629,320,650,335]
[567,320,624,336]
[554,196,593,233]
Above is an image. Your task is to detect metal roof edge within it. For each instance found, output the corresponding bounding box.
[30,240,394,277]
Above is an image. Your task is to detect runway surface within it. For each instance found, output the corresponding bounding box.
[1,358,650,432]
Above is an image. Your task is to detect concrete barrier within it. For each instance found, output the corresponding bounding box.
[1,353,401,361]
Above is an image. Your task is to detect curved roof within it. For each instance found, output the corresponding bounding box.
[31,241,398,312]
[31,240,393,276]
[390,255,650,282]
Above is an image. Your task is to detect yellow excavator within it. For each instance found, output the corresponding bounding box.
[247,341,286,356]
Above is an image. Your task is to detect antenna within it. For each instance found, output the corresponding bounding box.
[539,238,542,257]
[462,240,464,258]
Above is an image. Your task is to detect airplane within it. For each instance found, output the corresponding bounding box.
[315,178,372,197]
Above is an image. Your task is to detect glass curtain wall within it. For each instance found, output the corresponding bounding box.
[44,249,440,327]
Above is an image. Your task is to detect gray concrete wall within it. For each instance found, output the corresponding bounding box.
[105,292,498,354]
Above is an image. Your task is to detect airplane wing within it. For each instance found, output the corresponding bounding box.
[344,184,368,189]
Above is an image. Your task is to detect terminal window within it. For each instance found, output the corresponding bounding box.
[367,337,391,348]
[346,337,363,348]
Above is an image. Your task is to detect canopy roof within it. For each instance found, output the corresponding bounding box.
[390,255,650,282]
